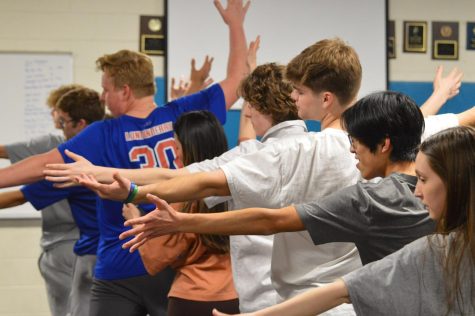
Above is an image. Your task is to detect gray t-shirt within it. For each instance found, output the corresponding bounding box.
[343,234,475,315]
[6,133,79,250]
[296,173,435,264]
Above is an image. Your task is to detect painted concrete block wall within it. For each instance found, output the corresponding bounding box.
[389,0,475,113]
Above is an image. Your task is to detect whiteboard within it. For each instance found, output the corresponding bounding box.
[168,0,387,106]
[0,52,73,219]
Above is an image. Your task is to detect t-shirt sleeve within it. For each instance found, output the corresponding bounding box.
[21,180,70,210]
[57,121,105,165]
[422,113,459,141]
[164,83,226,124]
[5,134,64,163]
[295,184,369,245]
[342,237,428,315]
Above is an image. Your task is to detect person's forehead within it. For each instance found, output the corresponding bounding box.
[56,109,72,119]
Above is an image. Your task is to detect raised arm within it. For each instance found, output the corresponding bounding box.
[212,279,350,316]
[215,0,250,109]
[457,105,475,127]
[0,148,63,188]
[44,149,189,187]
[420,66,463,116]
[119,194,303,251]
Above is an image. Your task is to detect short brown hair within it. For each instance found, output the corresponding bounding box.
[57,88,105,124]
[286,38,362,106]
[96,50,155,98]
[46,84,86,109]
[239,63,299,125]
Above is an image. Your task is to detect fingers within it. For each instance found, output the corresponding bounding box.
[243,0,251,14]
[129,236,148,253]
[64,149,85,162]
[112,172,131,190]
[191,58,197,71]
[213,0,225,17]
[212,308,233,316]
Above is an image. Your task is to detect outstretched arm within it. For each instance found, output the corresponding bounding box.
[420,66,463,116]
[76,169,230,204]
[0,145,8,159]
[212,279,350,316]
[119,194,303,251]
[0,190,26,209]
[0,148,63,188]
[44,150,189,187]
[215,0,250,109]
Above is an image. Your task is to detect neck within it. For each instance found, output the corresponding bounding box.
[320,113,343,130]
[384,161,416,177]
[125,95,156,118]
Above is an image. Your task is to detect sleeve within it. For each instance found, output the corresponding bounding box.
[220,145,283,206]
[21,180,70,210]
[164,83,226,124]
[422,113,459,141]
[342,237,428,315]
[138,232,196,275]
[295,184,369,245]
[57,121,105,165]
[5,134,64,163]
[186,140,263,174]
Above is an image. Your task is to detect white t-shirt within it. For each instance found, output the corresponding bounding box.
[221,128,362,313]
[422,113,459,141]
[187,120,308,208]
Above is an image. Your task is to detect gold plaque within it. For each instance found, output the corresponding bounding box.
[404,21,427,53]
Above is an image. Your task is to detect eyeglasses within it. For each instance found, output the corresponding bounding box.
[347,134,355,146]
[58,117,75,129]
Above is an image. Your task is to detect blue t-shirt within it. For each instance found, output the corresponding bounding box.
[21,180,99,255]
[57,84,226,280]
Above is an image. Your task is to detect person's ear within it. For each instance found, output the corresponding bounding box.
[380,137,392,154]
[321,92,334,109]
[76,118,88,130]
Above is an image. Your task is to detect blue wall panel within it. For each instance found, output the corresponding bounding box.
[389,81,475,115]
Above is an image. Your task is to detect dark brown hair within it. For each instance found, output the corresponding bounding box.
[57,87,105,124]
[174,111,229,253]
[420,126,475,314]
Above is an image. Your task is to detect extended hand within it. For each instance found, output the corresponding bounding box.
[214,0,250,27]
[433,65,463,101]
[119,194,182,252]
[76,172,131,202]
[44,149,94,187]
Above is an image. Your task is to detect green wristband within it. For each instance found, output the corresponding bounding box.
[124,183,139,204]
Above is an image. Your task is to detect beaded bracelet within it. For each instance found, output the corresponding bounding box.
[124,182,139,204]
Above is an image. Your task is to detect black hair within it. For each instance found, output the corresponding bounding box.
[342,91,425,162]
[173,110,228,166]
[173,110,230,253]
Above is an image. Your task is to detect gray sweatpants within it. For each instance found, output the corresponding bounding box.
[38,241,76,316]
[69,254,96,316]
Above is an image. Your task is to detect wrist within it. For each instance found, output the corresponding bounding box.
[124,182,139,204]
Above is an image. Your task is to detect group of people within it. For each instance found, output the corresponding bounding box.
[1,0,474,315]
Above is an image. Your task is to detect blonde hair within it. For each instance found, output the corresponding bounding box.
[96,50,155,98]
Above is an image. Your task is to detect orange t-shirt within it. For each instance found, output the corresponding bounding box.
[137,205,237,301]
